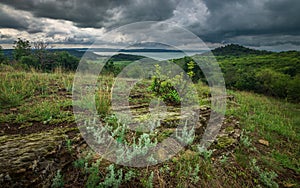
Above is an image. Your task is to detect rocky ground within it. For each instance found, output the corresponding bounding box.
[0,103,241,187]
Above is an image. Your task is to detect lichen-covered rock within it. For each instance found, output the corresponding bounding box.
[0,127,80,188]
[217,136,236,149]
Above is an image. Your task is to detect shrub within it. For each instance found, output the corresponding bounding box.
[287,75,300,102]
[0,45,6,63]
[255,69,290,98]
[20,55,39,69]
[149,64,197,105]
[234,70,257,91]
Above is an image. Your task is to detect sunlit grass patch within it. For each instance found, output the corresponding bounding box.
[0,72,39,109]
[0,96,74,125]
[0,70,75,110]
[227,90,300,186]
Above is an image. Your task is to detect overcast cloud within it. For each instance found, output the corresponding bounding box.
[0,0,299,50]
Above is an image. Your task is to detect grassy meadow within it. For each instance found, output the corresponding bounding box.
[0,44,299,187]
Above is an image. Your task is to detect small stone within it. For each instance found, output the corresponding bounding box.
[283,183,296,187]
[0,174,4,182]
[10,108,18,112]
[258,139,269,146]
[233,129,241,138]
[31,160,38,170]
[5,174,11,181]
[16,168,26,173]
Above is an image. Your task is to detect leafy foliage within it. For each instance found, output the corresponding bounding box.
[13,38,31,60]
[0,45,6,63]
[173,45,300,102]
[149,64,182,104]
[9,38,80,71]
[149,64,197,105]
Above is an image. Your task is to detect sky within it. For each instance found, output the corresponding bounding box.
[0,0,299,51]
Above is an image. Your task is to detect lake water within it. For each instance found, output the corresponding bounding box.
[94,51,205,61]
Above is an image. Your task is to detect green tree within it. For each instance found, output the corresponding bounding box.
[102,60,120,76]
[55,51,79,71]
[33,41,50,69]
[0,45,5,63]
[13,38,31,61]
[20,55,39,69]
[183,59,204,82]
[235,69,257,91]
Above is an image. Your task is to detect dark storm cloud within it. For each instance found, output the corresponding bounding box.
[0,8,28,30]
[0,0,299,49]
[0,0,179,28]
[197,0,300,45]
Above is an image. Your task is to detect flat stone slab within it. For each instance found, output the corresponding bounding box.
[0,128,79,187]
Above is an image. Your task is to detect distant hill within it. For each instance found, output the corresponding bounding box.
[2,48,89,60]
[210,44,273,56]
[119,48,182,53]
[2,48,147,61]
[109,53,145,61]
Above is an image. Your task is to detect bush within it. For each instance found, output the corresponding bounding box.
[234,70,257,91]
[0,46,6,63]
[287,75,300,102]
[255,69,290,98]
[149,64,181,104]
[20,55,39,69]
[149,64,197,105]
[54,51,79,71]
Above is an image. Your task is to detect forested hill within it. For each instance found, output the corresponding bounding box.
[211,44,273,56]
[2,48,144,61]
[2,48,89,59]
[174,44,300,102]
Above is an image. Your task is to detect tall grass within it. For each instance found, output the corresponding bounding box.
[95,84,112,116]
[0,65,74,110]
[0,72,37,109]
[95,75,114,116]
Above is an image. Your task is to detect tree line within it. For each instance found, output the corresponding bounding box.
[0,38,79,71]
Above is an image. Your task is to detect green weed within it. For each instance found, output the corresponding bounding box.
[197,146,213,161]
[251,158,279,188]
[51,170,64,188]
[141,171,154,188]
